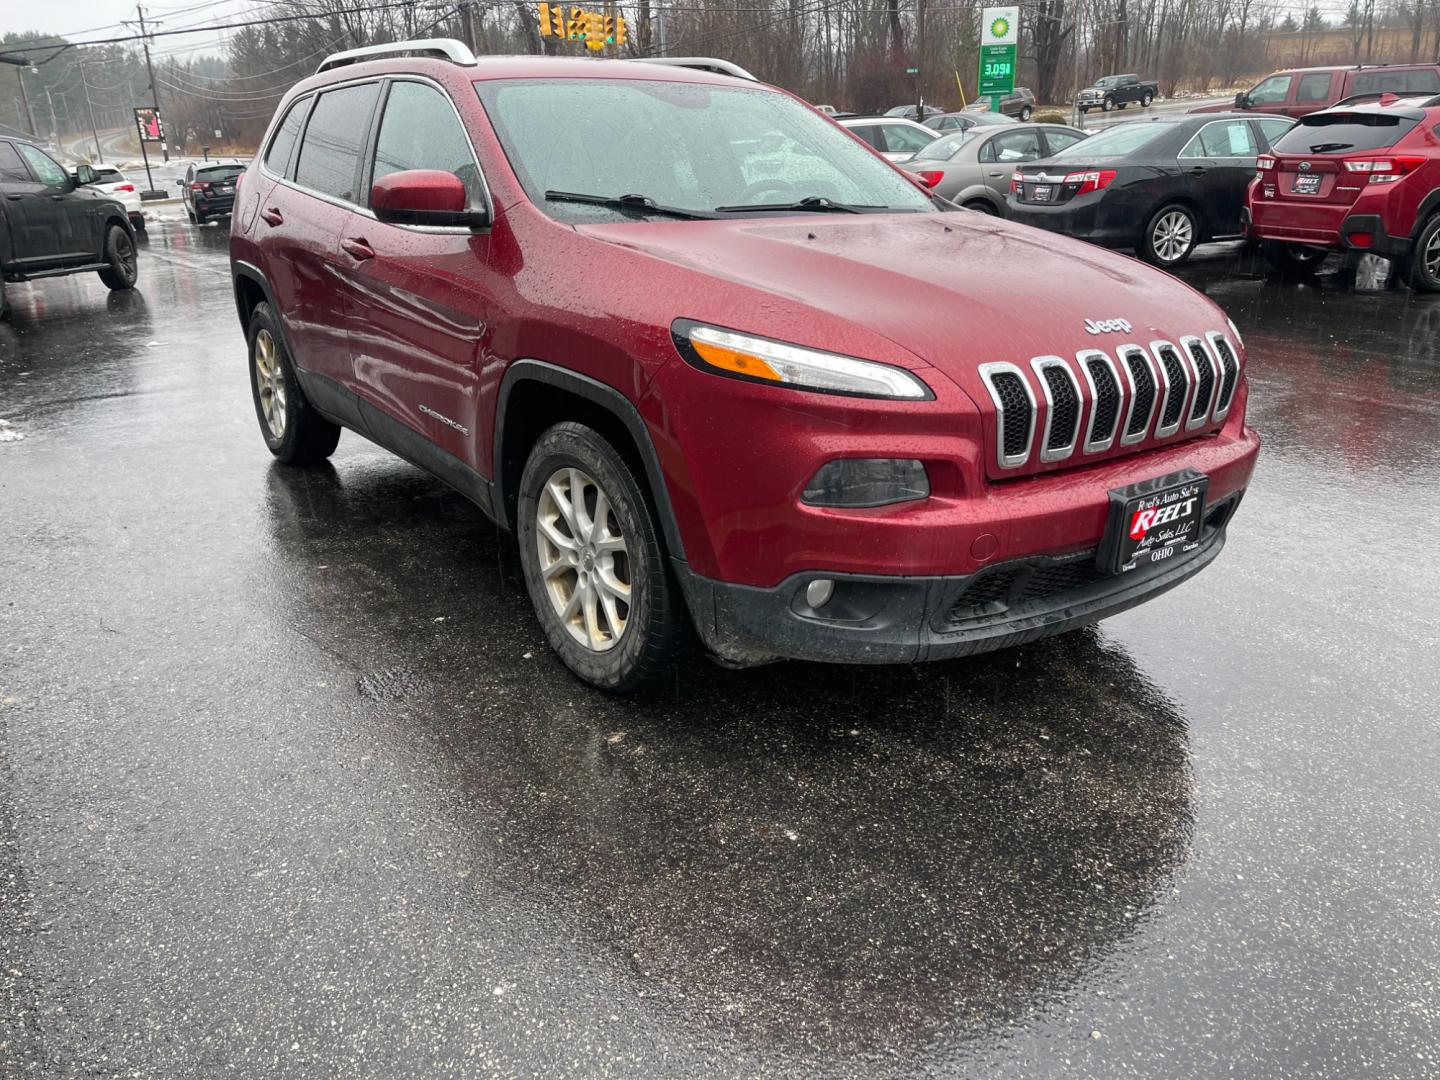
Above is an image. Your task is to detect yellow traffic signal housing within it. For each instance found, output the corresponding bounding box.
[615,15,627,45]
[568,6,586,40]
[602,14,615,44]
[537,2,565,36]
[585,10,604,49]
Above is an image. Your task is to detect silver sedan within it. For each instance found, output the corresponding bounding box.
[898,123,1088,214]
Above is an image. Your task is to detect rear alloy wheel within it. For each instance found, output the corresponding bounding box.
[97,224,138,291]
[517,422,682,692]
[1141,92,1154,107]
[1261,239,1328,275]
[247,301,340,465]
[1407,214,1440,293]
[1140,204,1199,267]
[1019,106,1033,121]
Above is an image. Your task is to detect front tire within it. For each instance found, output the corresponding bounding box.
[97,224,137,291]
[247,302,340,465]
[1406,214,1440,293]
[1261,239,1328,275]
[517,422,683,692]
[1139,203,1199,267]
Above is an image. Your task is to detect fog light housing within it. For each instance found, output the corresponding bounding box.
[801,458,929,508]
[805,578,835,608]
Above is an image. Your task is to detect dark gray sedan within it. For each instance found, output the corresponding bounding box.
[898,123,1088,214]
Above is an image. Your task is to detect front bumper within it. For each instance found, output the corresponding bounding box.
[681,492,1242,665]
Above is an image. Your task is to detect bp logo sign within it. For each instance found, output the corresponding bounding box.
[978,5,1018,102]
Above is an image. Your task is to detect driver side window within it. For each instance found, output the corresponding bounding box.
[18,144,70,188]
[371,80,485,209]
[1249,75,1293,105]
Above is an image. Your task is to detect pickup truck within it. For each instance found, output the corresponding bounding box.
[1077,73,1158,113]
[1191,62,1440,119]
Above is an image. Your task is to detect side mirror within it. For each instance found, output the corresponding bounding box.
[1234,91,1251,109]
[75,164,97,186]
[370,169,487,229]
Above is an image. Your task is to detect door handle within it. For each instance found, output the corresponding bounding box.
[1187,166,1207,176]
[260,207,284,226]
[341,237,374,261]
[4,194,19,201]
[52,195,66,201]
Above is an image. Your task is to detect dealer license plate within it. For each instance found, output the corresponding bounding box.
[1291,173,1321,195]
[1097,469,1209,574]
[217,184,233,194]
[1032,184,1052,202]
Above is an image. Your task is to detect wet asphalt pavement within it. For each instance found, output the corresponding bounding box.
[2,220,1439,1079]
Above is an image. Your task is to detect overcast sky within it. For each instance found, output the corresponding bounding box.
[0,0,255,59]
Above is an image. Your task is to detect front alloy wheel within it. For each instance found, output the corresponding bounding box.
[517,422,683,691]
[1142,205,1198,266]
[536,466,631,652]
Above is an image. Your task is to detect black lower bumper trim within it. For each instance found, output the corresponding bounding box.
[1341,214,1410,258]
[678,494,1240,666]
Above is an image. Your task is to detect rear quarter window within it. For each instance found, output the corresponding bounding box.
[0,142,27,182]
[264,97,310,178]
[1274,112,1420,154]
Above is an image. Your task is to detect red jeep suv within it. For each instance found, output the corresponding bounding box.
[1246,93,1440,290]
[231,40,1261,690]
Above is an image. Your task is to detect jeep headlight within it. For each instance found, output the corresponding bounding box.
[674,322,932,400]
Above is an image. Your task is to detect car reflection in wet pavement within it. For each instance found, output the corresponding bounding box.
[2,227,1438,1078]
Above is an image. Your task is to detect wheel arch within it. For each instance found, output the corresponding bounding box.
[1410,189,1440,238]
[957,185,1004,214]
[1148,195,1210,242]
[493,360,686,561]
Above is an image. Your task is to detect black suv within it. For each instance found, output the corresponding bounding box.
[0,137,138,318]
[183,162,244,224]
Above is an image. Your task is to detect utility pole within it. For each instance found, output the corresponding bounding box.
[45,88,59,147]
[79,60,103,163]
[14,65,36,136]
[914,0,927,120]
[135,4,168,161]
[655,0,668,55]
[459,0,477,49]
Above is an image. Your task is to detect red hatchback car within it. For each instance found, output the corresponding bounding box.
[231,40,1260,690]
[1245,93,1440,289]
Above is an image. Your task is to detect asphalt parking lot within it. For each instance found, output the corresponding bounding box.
[2,219,1439,1078]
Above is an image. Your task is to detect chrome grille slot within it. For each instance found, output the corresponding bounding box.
[979,363,1036,469]
[1031,356,1081,462]
[1152,342,1189,438]
[1078,350,1123,453]
[1119,347,1158,444]
[1207,331,1240,420]
[1182,335,1218,430]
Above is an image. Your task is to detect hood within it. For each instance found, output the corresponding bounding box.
[579,211,1227,390]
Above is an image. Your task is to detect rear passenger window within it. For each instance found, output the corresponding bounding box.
[1297,73,1332,102]
[264,97,309,178]
[295,82,380,201]
[371,81,483,207]
[0,142,29,182]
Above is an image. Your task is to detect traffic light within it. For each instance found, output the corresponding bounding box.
[537,2,565,36]
[585,10,605,49]
[602,14,615,45]
[568,6,585,40]
[615,15,627,45]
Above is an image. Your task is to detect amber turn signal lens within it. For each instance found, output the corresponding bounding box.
[690,339,782,381]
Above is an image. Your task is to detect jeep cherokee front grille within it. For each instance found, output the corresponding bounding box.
[977,332,1240,473]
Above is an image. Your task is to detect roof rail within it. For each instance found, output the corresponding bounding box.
[629,56,759,81]
[317,38,476,74]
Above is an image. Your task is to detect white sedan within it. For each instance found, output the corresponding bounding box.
[77,166,145,231]
[838,117,938,163]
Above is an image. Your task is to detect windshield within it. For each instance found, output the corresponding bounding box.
[1048,122,1170,160]
[475,78,936,220]
[1273,112,1418,154]
[914,131,973,161]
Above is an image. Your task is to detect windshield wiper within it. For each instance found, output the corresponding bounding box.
[544,190,717,220]
[713,196,884,214]
[1306,142,1353,153]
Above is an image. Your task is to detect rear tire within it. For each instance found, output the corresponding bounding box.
[1406,213,1440,293]
[97,224,138,291]
[516,422,684,692]
[963,198,999,215]
[1141,92,1154,107]
[246,301,341,466]
[1139,203,1199,267]
[195,209,207,225]
[1261,239,1328,275]
[1019,105,1033,121]
[186,207,196,224]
